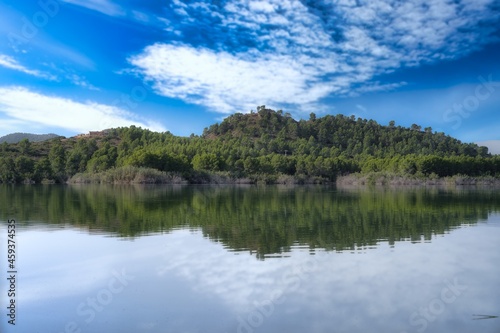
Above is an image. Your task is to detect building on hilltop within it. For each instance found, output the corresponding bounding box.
[74,129,111,138]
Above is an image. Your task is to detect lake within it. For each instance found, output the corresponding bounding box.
[1,184,499,333]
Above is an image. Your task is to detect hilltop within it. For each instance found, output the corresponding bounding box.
[203,107,487,157]
[0,107,498,184]
[0,132,61,144]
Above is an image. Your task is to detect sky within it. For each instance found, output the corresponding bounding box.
[0,0,499,153]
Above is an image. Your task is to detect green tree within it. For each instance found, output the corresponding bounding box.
[411,124,422,131]
[49,142,67,181]
[244,156,260,174]
[0,157,17,183]
[34,157,52,182]
[18,138,32,155]
[1,141,9,153]
[15,156,35,181]
[87,143,118,173]
[192,153,222,171]
[66,150,84,175]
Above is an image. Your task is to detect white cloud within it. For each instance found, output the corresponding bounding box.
[353,81,408,95]
[130,0,499,114]
[0,117,31,134]
[0,54,56,80]
[248,1,276,13]
[66,74,100,91]
[129,44,335,113]
[0,86,166,134]
[131,10,149,23]
[61,0,124,16]
[56,1,172,30]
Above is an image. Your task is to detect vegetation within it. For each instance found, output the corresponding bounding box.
[0,132,60,144]
[0,106,498,184]
[1,185,499,258]
[69,166,187,184]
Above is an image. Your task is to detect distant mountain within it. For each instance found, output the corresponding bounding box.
[0,132,62,144]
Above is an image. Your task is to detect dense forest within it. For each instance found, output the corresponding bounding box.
[0,107,499,184]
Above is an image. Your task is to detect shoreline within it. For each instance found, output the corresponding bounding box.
[4,166,500,187]
[65,168,500,187]
[336,173,500,187]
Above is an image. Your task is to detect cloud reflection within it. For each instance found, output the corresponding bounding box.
[7,215,500,333]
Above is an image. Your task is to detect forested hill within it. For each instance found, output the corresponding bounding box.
[204,106,487,157]
[0,133,61,144]
[0,107,498,184]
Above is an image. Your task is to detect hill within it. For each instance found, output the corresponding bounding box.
[203,106,487,157]
[0,132,61,144]
[0,107,499,184]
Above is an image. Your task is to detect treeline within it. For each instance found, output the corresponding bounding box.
[1,185,499,258]
[0,107,498,184]
[0,132,60,144]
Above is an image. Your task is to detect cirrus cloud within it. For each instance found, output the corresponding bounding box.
[0,54,57,80]
[129,0,500,114]
[0,86,166,134]
[129,43,336,113]
[60,0,125,17]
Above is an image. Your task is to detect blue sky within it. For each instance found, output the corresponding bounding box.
[0,0,499,152]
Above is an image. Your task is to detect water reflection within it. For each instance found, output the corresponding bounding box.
[4,220,500,333]
[0,185,499,333]
[0,184,499,258]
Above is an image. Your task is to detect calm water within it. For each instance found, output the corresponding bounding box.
[0,185,499,333]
